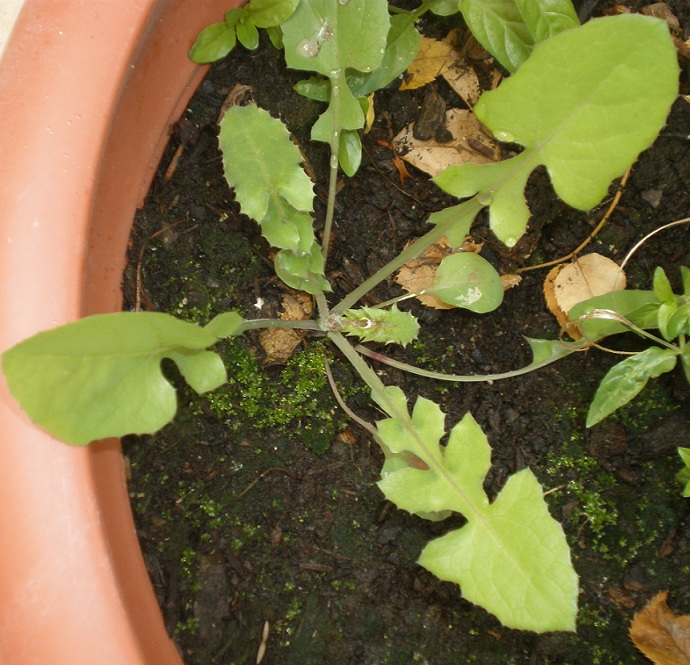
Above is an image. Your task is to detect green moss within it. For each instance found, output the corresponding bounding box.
[193,339,348,453]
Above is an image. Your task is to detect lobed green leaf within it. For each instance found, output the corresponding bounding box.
[219,105,329,293]
[374,392,578,631]
[1,312,242,445]
[434,15,679,246]
[282,0,390,142]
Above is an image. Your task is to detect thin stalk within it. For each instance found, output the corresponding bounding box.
[355,342,577,382]
[331,198,483,317]
[240,318,323,332]
[321,70,344,266]
[328,330,389,396]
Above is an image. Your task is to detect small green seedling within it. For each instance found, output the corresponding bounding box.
[568,266,690,428]
[1,0,680,636]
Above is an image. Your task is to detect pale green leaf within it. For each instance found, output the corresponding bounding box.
[205,311,245,338]
[375,397,578,631]
[274,246,331,294]
[236,19,260,50]
[429,252,504,313]
[664,302,690,340]
[458,0,534,73]
[455,0,578,72]
[430,0,462,17]
[568,290,661,340]
[347,14,421,97]
[294,76,330,102]
[434,15,679,246]
[1,313,226,445]
[219,105,328,292]
[338,129,362,177]
[246,0,300,28]
[419,468,578,632]
[282,0,390,141]
[341,305,419,346]
[587,346,679,427]
[514,0,578,44]
[189,21,237,63]
[653,266,675,303]
[219,105,314,220]
[428,202,476,247]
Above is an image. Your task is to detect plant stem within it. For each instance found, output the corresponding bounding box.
[354,342,577,382]
[328,330,388,397]
[331,198,483,317]
[240,318,323,332]
[321,70,344,266]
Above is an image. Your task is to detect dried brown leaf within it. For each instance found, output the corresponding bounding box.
[544,254,627,339]
[641,3,681,35]
[396,238,455,309]
[393,109,500,177]
[630,591,690,665]
[258,292,312,364]
[400,36,458,90]
[279,292,312,321]
[442,60,482,107]
[501,274,522,291]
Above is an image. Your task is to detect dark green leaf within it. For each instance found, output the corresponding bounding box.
[189,21,237,63]
[587,346,678,427]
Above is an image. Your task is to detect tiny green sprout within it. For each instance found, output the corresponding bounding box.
[341,305,419,346]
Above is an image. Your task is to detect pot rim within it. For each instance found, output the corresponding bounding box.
[0,1,231,662]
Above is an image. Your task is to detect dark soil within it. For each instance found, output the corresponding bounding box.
[123,2,690,663]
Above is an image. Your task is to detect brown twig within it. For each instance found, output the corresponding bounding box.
[517,167,631,274]
[234,467,297,502]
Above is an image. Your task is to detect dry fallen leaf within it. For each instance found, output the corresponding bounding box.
[258,292,312,364]
[395,236,502,309]
[393,108,500,177]
[400,36,458,90]
[641,3,681,35]
[630,591,690,665]
[544,253,627,338]
[442,60,482,107]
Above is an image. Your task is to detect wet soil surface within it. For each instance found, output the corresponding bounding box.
[124,2,690,663]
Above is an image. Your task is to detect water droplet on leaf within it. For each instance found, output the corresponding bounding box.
[505,236,518,247]
[493,129,516,143]
[476,191,493,206]
[296,38,321,58]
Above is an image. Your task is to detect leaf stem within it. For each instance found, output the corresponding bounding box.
[331,198,483,317]
[354,342,577,382]
[321,70,344,266]
[240,318,323,332]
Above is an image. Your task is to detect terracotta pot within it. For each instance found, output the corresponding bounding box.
[0,1,234,662]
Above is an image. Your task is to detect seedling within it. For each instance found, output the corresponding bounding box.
[1,0,680,635]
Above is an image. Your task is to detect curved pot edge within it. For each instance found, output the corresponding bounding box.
[0,1,231,663]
